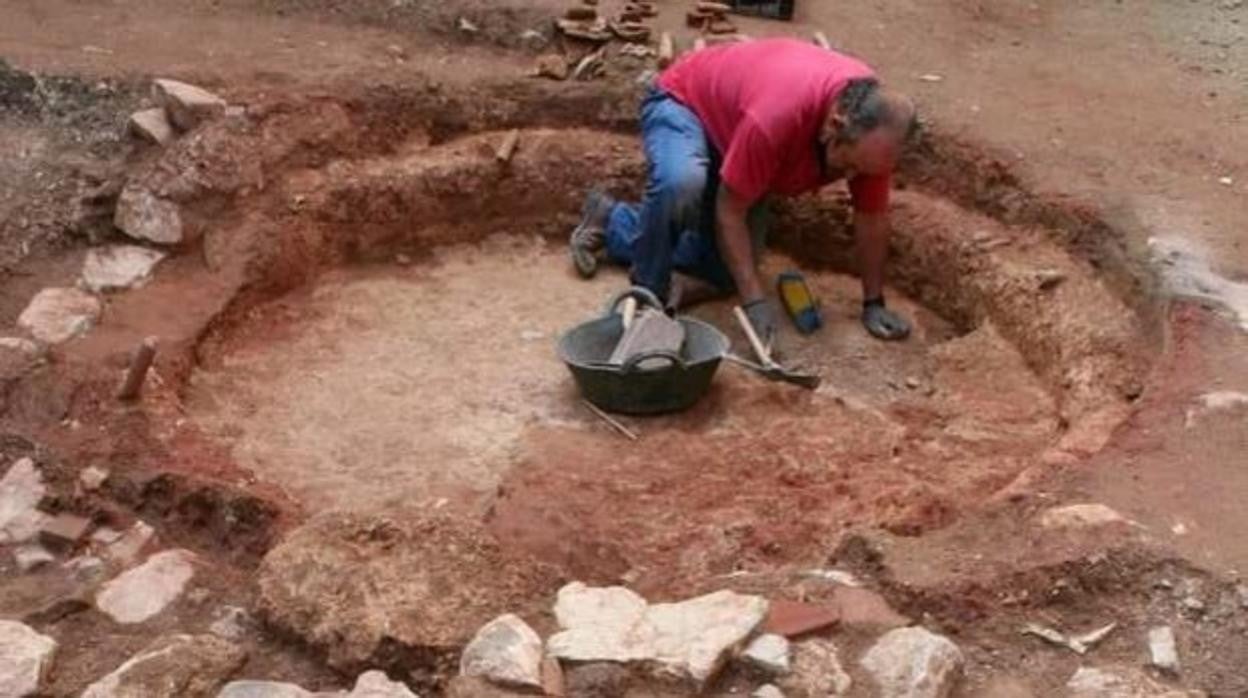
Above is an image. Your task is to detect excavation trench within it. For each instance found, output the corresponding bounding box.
[136,121,1153,596]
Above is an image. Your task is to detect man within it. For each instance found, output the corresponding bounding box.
[569,38,916,348]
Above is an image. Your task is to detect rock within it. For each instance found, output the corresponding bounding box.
[347,671,418,698]
[80,466,110,491]
[778,638,851,697]
[763,600,840,638]
[16,288,101,344]
[114,185,184,244]
[209,606,253,641]
[81,633,245,698]
[103,521,156,565]
[153,79,227,131]
[258,510,551,670]
[540,656,564,697]
[828,586,910,630]
[13,544,54,572]
[459,614,543,689]
[96,549,196,623]
[1066,666,1206,697]
[535,54,569,80]
[1039,504,1135,530]
[754,685,786,698]
[548,582,769,689]
[0,337,41,358]
[0,458,47,544]
[444,676,525,697]
[860,627,963,698]
[81,245,167,292]
[1148,626,1180,675]
[562,663,633,698]
[128,108,175,145]
[0,620,57,697]
[38,512,93,550]
[742,633,791,675]
[64,555,107,584]
[217,680,323,698]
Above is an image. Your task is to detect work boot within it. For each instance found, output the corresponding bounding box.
[569,189,615,278]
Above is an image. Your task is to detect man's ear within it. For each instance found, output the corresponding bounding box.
[820,111,846,144]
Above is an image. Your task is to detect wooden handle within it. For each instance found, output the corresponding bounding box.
[733,305,773,367]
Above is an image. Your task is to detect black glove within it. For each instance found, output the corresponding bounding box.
[743,297,780,354]
[862,297,911,341]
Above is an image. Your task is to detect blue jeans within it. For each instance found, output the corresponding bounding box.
[605,86,737,302]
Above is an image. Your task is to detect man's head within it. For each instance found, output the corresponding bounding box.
[820,79,917,176]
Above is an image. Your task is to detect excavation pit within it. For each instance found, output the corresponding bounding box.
[176,124,1148,595]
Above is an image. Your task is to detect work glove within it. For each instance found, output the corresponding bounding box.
[862,297,911,341]
[743,297,781,357]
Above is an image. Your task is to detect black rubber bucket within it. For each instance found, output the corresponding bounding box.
[557,288,729,415]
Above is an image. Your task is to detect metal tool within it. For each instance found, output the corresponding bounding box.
[731,305,822,390]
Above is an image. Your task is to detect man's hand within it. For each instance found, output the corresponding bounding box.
[862,297,910,341]
[742,297,780,354]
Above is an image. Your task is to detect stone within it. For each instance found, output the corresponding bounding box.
[0,458,47,544]
[217,680,323,698]
[16,288,101,344]
[535,54,569,80]
[38,512,93,550]
[96,549,196,623]
[859,627,963,698]
[153,79,227,131]
[114,185,185,244]
[1066,666,1206,697]
[754,685,786,698]
[742,633,791,675]
[778,638,851,697]
[0,337,41,357]
[347,671,418,698]
[562,663,632,698]
[548,582,769,689]
[209,606,253,641]
[81,245,167,292]
[80,466,110,491]
[827,586,910,630]
[444,676,525,697]
[1040,504,1135,530]
[763,600,840,638]
[81,633,245,698]
[258,510,550,670]
[459,613,543,689]
[64,555,107,584]
[540,656,564,697]
[103,521,156,565]
[128,108,175,145]
[13,544,54,572]
[0,620,57,697]
[1148,626,1180,674]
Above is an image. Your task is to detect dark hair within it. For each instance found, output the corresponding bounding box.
[833,78,918,145]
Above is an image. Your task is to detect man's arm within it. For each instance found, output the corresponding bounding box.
[853,211,889,301]
[716,183,764,302]
[853,210,911,340]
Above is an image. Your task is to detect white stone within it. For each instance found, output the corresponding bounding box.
[459,614,543,689]
[103,521,156,565]
[13,544,54,572]
[0,337,41,357]
[128,108,175,145]
[779,638,852,697]
[153,78,227,131]
[742,633,791,675]
[860,627,963,698]
[0,458,47,544]
[1067,666,1206,697]
[753,685,785,698]
[1148,626,1180,674]
[114,185,184,244]
[0,620,56,697]
[16,288,101,344]
[81,245,166,292]
[347,671,417,698]
[210,606,253,641]
[218,681,323,698]
[96,549,196,623]
[548,583,768,688]
[1039,504,1135,530]
[79,466,110,491]
[64,555,107,584]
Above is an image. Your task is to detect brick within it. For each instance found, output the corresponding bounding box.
[38,513,92,550]
[764,600,840,638]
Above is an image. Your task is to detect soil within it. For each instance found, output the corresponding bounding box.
[0,0,1246,696]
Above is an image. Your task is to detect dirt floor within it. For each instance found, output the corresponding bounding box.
[2,0,1248,696]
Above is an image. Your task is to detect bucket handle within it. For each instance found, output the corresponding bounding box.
[603,286,664,318]
[622,350,686,374]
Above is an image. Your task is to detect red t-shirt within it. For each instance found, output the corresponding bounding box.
[658,38,891,214]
